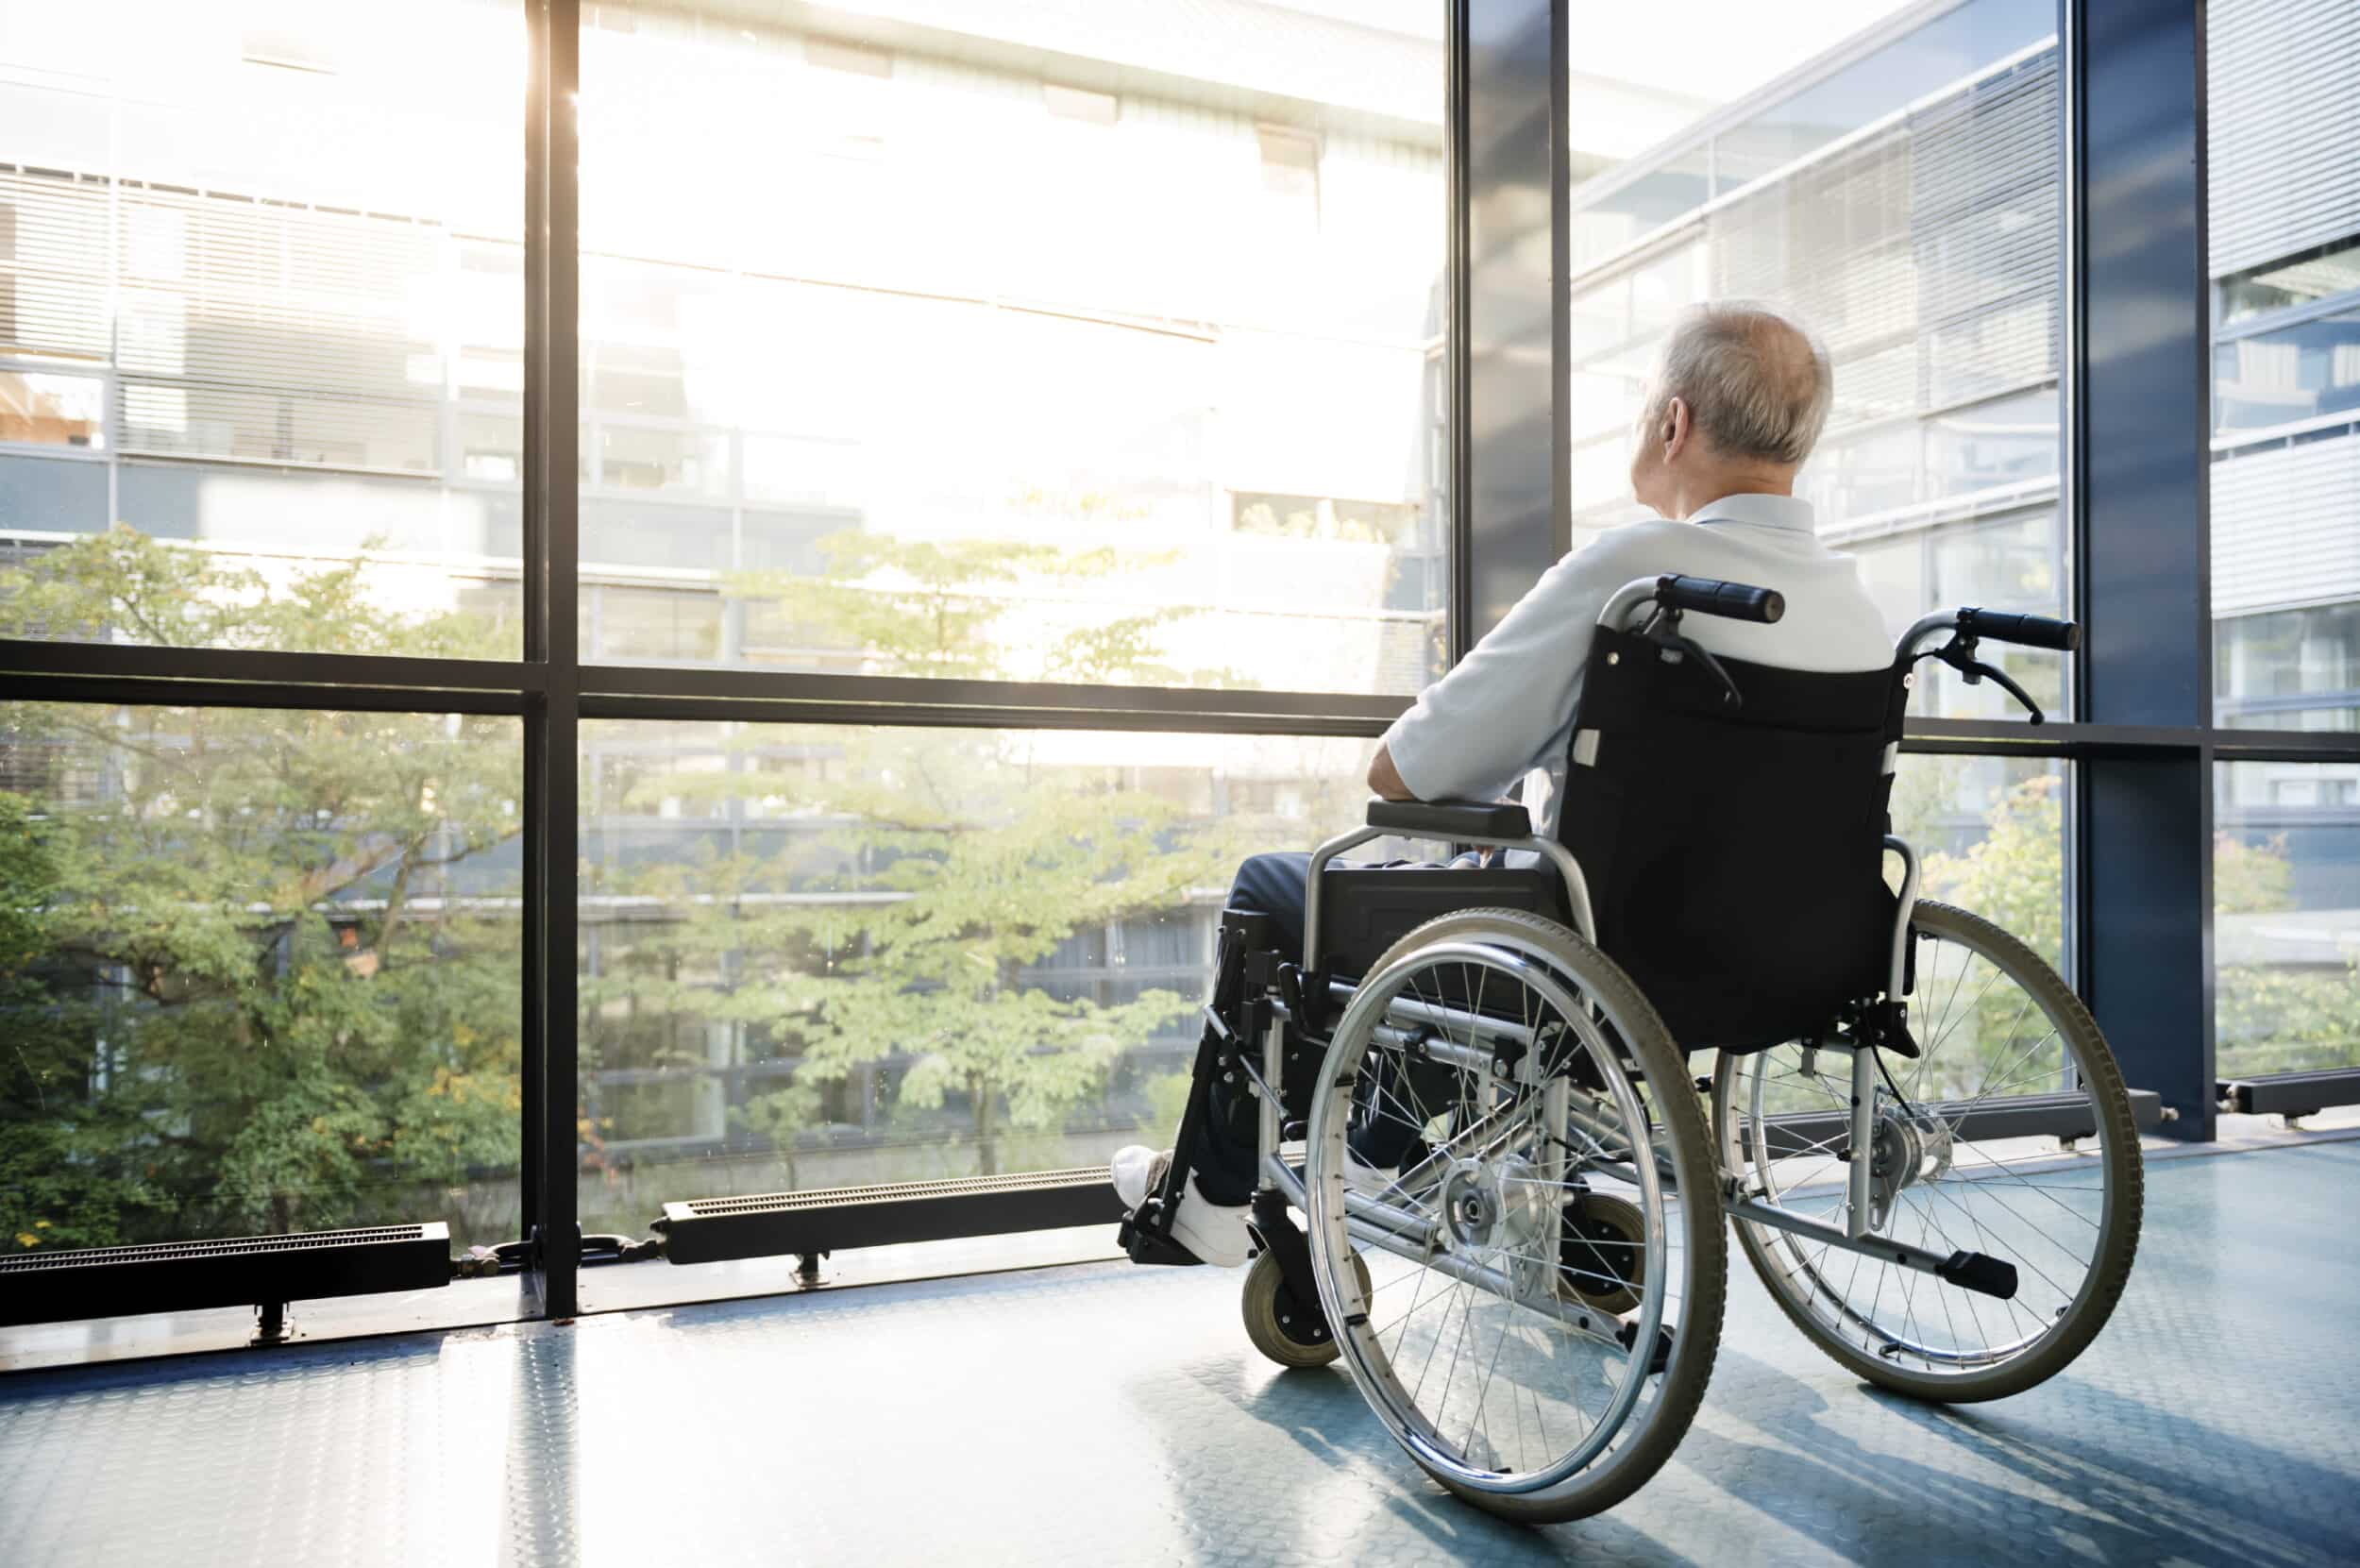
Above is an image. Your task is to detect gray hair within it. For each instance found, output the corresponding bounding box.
[1644,302,1833,467]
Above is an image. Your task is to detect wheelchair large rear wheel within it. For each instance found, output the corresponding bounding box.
[1302,908,1726,1525]
[1714,899,2143,1402]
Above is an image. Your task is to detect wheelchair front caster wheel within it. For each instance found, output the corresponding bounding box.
[1561,1193,1646,1315]
[1242,1248,1371,1369]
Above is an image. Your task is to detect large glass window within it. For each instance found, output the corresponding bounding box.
[574,6,1447,693]
[571,728,2066,1243]
[0,701,523,1257]
[2216,762,2360,1077]
[0,1,526,657]
[577,723,1408,1235]
[2208,0,2360,733]
[1893,753,2068,972]
[1563,0,2066,721]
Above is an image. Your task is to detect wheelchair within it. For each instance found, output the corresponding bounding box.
[1120,574,2144,1523]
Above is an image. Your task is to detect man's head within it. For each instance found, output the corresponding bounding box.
[1627,301,1833,519]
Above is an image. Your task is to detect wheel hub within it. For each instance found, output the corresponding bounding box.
[1440,1155,1552,1253]
[1867,1098,1954,1229]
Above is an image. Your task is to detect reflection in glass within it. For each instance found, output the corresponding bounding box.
[2215,763,2360,1076]
[2218,235,2360,326]
[0,0,527,655]
[576,5,1448,693]
[2217,605,2360,733]
[2206,0,2360,740]
[2213,308,2360,431]
[0,703,523,1254]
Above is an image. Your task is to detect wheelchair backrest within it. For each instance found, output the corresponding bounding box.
[1556,624,1910,1053]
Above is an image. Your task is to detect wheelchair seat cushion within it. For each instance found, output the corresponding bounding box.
[1317,864,1568,987]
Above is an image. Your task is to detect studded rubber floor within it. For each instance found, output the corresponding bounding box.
[4,1140,2356,1567]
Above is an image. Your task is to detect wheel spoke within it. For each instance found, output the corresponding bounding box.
[1303,918,1718,1506]
[1717,902,2133,1384]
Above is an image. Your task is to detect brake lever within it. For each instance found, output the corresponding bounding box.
[1925,634,2047,725]
[1648,631,1745,711]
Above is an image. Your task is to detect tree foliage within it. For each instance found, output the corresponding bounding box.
[0,529,523,1250]
[1906,766,2358,1082]
[582,531,1234,1186]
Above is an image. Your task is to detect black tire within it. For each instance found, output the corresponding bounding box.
[1561,1192,1646,1315]
[1308,908,1727,1525]
[1716,899,2143,1403]
[1241,1248,1372,1369]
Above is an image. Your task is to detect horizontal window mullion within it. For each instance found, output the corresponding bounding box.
[2209,731,2360,764]
[1901,718,2203,756]
[579,690,1394,739]
[1,670,533,717]
[579,664,1408,727]
[0,639,544,705]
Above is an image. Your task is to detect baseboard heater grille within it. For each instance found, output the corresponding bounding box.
[655,1168,1125,1267]
[1758,1087,2163,1160]
[0,1223,452,1327]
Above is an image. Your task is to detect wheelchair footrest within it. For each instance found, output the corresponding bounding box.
[1119,1201,1206,1267]
[1934,1249,2018,1300]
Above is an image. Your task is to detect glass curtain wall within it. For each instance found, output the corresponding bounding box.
[0,700,524,1256]
[0,0,528,656]
[1559,0,2074,1126]
[2206,0,2360,1076]
[1563,0,2067,722]
[564,2,1449,1254]
[579,724,1398,1226]
[573,3,1448,694]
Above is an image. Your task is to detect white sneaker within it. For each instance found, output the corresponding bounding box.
[1110,1144,1167,1209]
[1109,1144,1253,1268]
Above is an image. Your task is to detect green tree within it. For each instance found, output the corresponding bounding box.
[1913,769,2067,969]
[2213,830,2360,1075]
[1900,766,2359,1083]
[581,531,1235,1189]
[0,528,523,1251]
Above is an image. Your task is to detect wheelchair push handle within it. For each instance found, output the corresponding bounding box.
[1957,606,2079,652]
[1654,574,1784,624]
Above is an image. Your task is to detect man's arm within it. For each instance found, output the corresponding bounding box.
[1366,743,1414,801]
[1373,535,1636,804]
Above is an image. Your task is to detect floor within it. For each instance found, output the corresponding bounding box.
[3,1138,2357,1568]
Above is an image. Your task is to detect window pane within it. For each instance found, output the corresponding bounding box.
[2208,0,2360,732]
[575,7,1447,694]
[0,703,523,1256]
[1892,753,2068,974]
[0,1,526,657]
[1564,0,2067,721]
[2215,762,2360,1077]
[577,723,1404,1254]
[2214,307,2360,432]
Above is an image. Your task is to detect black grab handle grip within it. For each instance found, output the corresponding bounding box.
[1656,574,1784,624]
[1959,607,2080,652]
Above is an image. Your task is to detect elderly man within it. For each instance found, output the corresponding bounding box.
[1115,300,1896,1266]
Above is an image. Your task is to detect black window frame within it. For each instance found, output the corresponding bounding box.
[1,0,2352,1332]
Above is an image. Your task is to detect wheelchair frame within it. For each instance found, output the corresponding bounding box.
[1115,576,2117,1517]
[1121,585,2042,1365]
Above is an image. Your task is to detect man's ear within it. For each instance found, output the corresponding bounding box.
[1660,396,1691,461]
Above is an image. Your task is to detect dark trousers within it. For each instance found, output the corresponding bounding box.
[1182,851,1452,1204]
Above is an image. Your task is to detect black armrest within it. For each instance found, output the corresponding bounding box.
[1364,798,1533,839]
